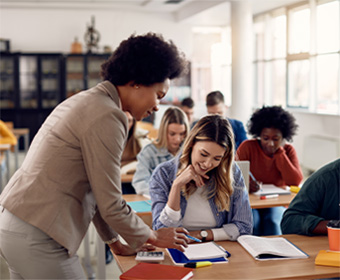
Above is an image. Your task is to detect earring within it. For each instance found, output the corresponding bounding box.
[135,85,139,89]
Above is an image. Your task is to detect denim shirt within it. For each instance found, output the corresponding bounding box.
[149,156,253,240]
[132,143,174,195]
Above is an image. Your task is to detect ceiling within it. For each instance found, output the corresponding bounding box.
[0,0,302,25]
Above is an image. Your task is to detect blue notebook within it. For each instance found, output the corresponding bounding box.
[167,246,229,265]
[127,200,152,213]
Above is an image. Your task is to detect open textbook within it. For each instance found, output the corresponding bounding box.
[237,235,309,261]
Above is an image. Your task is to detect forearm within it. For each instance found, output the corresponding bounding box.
[167,181,183,211]
[274,149,303,184]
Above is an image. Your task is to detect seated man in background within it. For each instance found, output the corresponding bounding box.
[281,158,340,235]
[180,97,195,127]
[205,91,247,150]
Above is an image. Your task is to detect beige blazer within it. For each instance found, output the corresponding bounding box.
[0,81,150,256]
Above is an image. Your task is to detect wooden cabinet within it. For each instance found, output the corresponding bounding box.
[0,52,19,110]
[1,53,64,145]
[0,52,110,146]
[65,53,109,98]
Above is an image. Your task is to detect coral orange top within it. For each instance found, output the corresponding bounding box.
[236,139,303,187]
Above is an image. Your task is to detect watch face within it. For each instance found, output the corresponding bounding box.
[200,230,208,238]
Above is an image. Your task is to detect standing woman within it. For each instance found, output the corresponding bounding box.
[150,115,252,242]
[132,107,189,195]
[237,106,303,236]
[0,33,189,279]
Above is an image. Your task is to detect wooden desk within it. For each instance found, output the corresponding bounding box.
[114,235,339,279]
[249,193,296,209]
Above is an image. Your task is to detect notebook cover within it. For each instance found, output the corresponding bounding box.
[167,248,228,265]
[315,250,340,267]
[119,262,193,280]
[127,200,151,213]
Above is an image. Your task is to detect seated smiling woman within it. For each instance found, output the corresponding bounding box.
[149,115,252,242]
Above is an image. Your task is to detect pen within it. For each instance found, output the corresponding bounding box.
[249,171,256,182]
[184,261,212,268]
[186,235,202,242]
[260,194,279,199]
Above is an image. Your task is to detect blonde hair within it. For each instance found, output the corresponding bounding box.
[154,107,189,152]
[177,115,235,212]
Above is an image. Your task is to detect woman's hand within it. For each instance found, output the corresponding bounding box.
[174,165,208,188]
[249,179,262,193]
[147,227,189,252]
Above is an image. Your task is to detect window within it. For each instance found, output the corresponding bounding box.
[191,27,231,106]
[254,11,287,107]
[254,0,340,115]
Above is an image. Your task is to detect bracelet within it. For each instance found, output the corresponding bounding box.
[105,236,119,245]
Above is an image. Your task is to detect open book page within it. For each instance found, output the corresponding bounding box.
[183,242,227,260]
[253,184,291,196]
[237,235,308,260]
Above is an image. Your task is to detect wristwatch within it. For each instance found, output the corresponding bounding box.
[200,230,208,242]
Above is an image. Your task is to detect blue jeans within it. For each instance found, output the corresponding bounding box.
[252,207,285,236]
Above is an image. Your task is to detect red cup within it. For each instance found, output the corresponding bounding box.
[327,226,340,252]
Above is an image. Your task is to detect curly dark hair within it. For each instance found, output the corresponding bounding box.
[247,106,298,142]
[101,32,187,86]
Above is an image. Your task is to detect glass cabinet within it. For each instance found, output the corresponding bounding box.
[19,55,38,108]
[65,54,109,98]
[0,53,19,109]
[19,53,63,109]
[1,52,108,145]
[41,56,62,108]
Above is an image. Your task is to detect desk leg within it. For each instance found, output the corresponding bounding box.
[97,235,106,280]
[24,133,29,152]
[0,162,3,192]
[83,232,96,280]
[5,150,10,182]
[14,144,19,171]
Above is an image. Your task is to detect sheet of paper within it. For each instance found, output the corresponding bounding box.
[183,242,227,260]
[253,184,291,196]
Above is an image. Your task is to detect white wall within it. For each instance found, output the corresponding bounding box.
[0,7,193,56]
[290,111,340,172]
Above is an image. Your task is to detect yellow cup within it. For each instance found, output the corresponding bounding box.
[327,226,340,252]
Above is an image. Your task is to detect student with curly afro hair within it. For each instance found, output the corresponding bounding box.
[236,106,303,236]
[0,33,190,279]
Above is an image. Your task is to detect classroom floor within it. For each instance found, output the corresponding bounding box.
[0,151,122,280]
